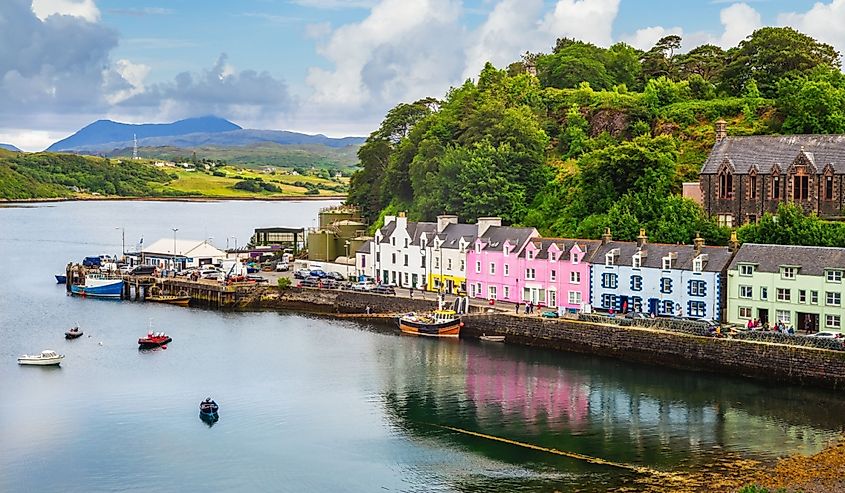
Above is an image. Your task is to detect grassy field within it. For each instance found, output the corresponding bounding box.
[154,167,348,198]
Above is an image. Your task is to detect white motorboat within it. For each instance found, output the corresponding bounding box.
[18,350,64,366]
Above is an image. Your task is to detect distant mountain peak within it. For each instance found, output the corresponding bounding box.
[0,143,21,152]
[47,116,242,152]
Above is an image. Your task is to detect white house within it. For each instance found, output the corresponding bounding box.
[356,213,435,289]
[128,239,226,270]
[421,215,481,294]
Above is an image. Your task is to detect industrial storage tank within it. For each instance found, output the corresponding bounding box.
[318,206,362,229]
[306,230,337,262]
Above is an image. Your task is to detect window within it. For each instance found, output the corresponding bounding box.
[739,285,753,298]
[760,287,768,300]
[434,257,439,269]
[689,280,706,297]
[420,256,425,268]
[601,293,615,308]
[548,290,557,307]
[391,253,396,264]
[503,286,510,299]
[799,290,806,303]
[602,273,618,289]
[460,260,465,272]
[525,268,536,280]
[827,270,843,283]
[826,314,841,329]
[662,257,673,270]
[474,261,480,273]
[376,252,380,263]
[550,270,557,282]
[776,310,791,324]
[391,237,395,246]
[631,296,643,312]
[777,288,791,302]
[568,291,581,305]
[570,271,581,284]
[391,271,397,284]
[717,214,733,228]
[660,278,673,294]
[826,175,834,200]
[739,265,753,276]
[782,267,797,279]
[403,254,408,267]
[747,214,757,224]
[826,291,841,306]
[749,175,757,199]
[382,270,389,283]
[605,252,615,266]
[489,263,496,275]
[504,264,510,276]
[447,259,452,270]
[661,300,674,315]
[488,286,497,299]
[475,283,482,296]
[475,244,481,254]
[772,175,780,199]
[527,250,534,260]
[811,290,819,304]
[403,238,408,248]
[689,301,706,318]
[631,275,642,291]
[693,256,704,273]
[739,306,752,319]
[632,254,642,268]
[403,272,409,285]
[719,171,733,199]
[793,175,809,200]
[571,253,579,264]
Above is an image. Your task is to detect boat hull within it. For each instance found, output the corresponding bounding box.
[65,331,83,339]
[71,278,123,298]
[398,318,461,338]
[18,357,63,366]
[480,335,505,342]
[147,296,190,307]
[55,275,67,284]
[138,336,171,348]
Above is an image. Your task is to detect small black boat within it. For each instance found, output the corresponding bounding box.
[55,275,67,284]
[65,326,83,339]
[199,397,219,423]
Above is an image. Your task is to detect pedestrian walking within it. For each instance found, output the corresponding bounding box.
[515,302,521,314]
[410,286,414,299]
[365,305,371,315]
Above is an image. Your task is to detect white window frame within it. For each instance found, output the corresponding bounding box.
[503,286,510,299]
[527,250,534,260]
[827,270,843,283]
[739,264,753,276]
[739,306,752,319]
[488,285,497,300]
[811,290,819,304]
[550,270,556,282]
[568,290,581,305]
[776,310,791,324]
[760,286,768,300]
[662,257,672,270]
[826,291,841,307]
[525,268,536,280]
[826,314,841,329]
[605,252,615,266]
[692,257,704,273]
[475,261,481,273]
[632,254,642,269]
[781,267,797,279]
[489,262,496,275]
[504,264,510,276]
[570,271,580,284]
[777,288,790,302]
[548,290,557,307]
[460,260,465,272]
[739,285,753,299]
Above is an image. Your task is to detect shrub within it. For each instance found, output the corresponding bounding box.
[277,277,292,290]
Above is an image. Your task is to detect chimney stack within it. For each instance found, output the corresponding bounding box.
[715,118,727,142]
[601,227,612,245]
[729,230,740,253]
[476,217,502,237]
[396,211,408,232]
[693,233,705,253]
[436,215,458,233]
[636,228,648,248]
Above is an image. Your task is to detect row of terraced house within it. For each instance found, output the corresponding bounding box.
[355,214,845,333]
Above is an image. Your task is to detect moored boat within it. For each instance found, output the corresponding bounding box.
[398,310,462,338]
[65,326,84,339]
[146,295,191,307]
[199,397,219,420]
[18,350,64,366]
[55,275,67,284]
[479,334,505,342]
[138,331,172,348]
[70,273,123,299]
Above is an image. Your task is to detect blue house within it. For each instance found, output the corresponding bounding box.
[589,230,735,321]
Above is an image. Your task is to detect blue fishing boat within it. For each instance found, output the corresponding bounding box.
[70,273,124,298]
[199,398,219,424]
[55,275,67,284]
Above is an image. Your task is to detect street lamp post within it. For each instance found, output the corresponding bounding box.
[344,240,350,281]
[172,228,179,271]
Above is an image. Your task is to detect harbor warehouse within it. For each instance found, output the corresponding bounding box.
[127,239,226,270]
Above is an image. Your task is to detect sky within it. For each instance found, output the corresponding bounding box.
[2,0,844,151]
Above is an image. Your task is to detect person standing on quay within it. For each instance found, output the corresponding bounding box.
[515,302,521,314]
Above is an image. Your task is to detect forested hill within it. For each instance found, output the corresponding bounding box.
[348,27,845,246]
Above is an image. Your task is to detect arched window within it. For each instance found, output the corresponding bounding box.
[719,171,733,199]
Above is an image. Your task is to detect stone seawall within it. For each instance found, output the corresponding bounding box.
[249,287,440,314]
[462,314,845,390]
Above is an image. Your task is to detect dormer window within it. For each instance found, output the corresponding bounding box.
[632,253,642,269]
[571,253,578,264]
[782,266,798,279]
[527,250,534,260]
[739,264,753,276]
[827,270,843,283]
[692,254,707,273]
[549,252,556,262]
[605,249,618,266]
[662,255,676,270]
[475,243,481,254]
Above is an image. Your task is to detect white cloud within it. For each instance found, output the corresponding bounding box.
[31,0,99,22]
[0,129,67,152]
[717,2,761,47]
[463,0,545,79]
[621,25,684,51]
[104,59,150,104]
[778,0,845,60]
[540,0,620,47]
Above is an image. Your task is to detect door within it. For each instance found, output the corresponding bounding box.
[446,279,454,293]
[618,295,629,313]
[797,312,818,332]
[757,308,768,325]
[648,298,658,316]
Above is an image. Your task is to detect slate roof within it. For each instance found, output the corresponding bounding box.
[377,220,436,246]
[356,239,372,254]
[478,226,537,253]
[434,223,477,249]
[728,243,845,276]
[521,238,603,260]
[700,135,845,175]
[593,241,733,273]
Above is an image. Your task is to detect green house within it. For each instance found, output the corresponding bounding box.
[727,244,845,332]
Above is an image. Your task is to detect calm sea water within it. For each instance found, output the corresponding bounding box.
[1,200,843,492]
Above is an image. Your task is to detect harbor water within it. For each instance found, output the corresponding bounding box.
[1,200,843,492]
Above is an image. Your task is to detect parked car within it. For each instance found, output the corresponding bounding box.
[352,281,376,291]
[624,312,649,320]
[326,271,345,281]
[371,284,396,295]
[309,269,328,279]
[177,267,197,276]
[809,332,842,339]
[294,269,311,280]
[275,261,290,272]
[246,275,268,283]
[129,265,156,275]
[300,276,321,288]
[203,272,224,281]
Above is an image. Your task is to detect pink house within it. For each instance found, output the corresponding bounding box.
[466,225,538,304]
[468,234,599,312]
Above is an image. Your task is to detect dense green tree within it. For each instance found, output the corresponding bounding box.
[721,27,842,97]
[677,44,726,82]
[641,35,682,81]
[738,202,845,247]
[777,66,845,134]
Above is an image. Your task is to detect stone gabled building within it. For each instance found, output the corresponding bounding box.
[700,121,845,226]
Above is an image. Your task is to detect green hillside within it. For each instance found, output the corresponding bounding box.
[348,27,844,245]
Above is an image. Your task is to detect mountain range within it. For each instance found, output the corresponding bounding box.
[0,143,21,152]
[47,116,365,155]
